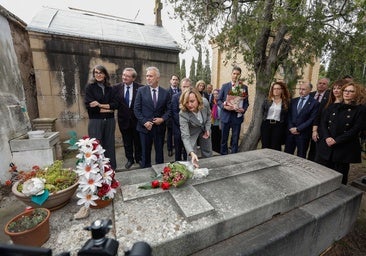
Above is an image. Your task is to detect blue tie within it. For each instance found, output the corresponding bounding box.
[297,97,305,112]
[125,86,130,106]
[152,89,157,108]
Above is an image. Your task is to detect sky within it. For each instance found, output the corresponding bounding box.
[0,0,197,71]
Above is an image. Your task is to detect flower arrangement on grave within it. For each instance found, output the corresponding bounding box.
[10,161,78,203]
[139,162,193,190]
[75,136,120,208]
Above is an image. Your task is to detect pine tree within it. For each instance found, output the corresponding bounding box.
[189,57,196,85]
[196,46,204,81]
[180,59,186,79]
[204,49,211,84]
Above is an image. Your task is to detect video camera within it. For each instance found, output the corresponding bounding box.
[0,219,152,256]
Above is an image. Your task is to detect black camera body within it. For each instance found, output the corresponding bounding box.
[78,219,119,256]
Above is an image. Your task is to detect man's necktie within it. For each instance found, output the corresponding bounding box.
[315,93,321,102]
[297,97,305,112]
[125,86,130,106]
[152,89,157,108]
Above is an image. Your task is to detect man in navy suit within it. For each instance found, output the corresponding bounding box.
[114,68,142,169]
[218,67,249,155]
[166,75,180,157]
[134,67,171,168]
[285,82,319,158]
[307,77,330,161]
[171,78,192,161]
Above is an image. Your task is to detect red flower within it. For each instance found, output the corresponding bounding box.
[161,181,170,190]
[32,165,40,171]
[111,180,120,189]
[97,183,110,197]
[163,166,171,174]
[5,180,12,186]
[151,180,160,188]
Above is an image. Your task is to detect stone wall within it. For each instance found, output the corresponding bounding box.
[28,32,179,141]
[0,10,34,181]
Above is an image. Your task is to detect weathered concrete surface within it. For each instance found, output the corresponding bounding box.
[192,185,362,256]
[115,149,347,255]
[9,132,60,170]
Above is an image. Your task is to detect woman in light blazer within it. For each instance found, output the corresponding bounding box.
[179,88,212,168]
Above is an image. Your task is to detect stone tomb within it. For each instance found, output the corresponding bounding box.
[114,149,362,255]
[39,149,361,255]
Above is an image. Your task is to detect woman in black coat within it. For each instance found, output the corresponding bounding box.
[260,81,291,151]
[85,65,118,169]
[316,82,366,184]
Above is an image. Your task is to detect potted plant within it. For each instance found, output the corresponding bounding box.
[10,161,79,210]
[4,207,51,247]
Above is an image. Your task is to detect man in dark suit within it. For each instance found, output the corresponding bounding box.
[218,67,249,155]
[285,82,319,158]
[171,78,192,161]
[166,75,180,157]
[114,68,142,169]
[307,78,330,161]
[134,67,171,168]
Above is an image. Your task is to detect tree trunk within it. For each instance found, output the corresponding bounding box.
[239,79,268,151]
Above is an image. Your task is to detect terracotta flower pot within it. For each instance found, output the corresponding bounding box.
[12,180,79,211]
[90,198,113,209]
[4,208,51,247]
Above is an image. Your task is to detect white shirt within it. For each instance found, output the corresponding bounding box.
[266,100,282,121]
[193,111,203,124]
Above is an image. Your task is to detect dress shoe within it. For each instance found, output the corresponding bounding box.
[138,160,143,168]
[125,161,134,169]
[168,150,173,157]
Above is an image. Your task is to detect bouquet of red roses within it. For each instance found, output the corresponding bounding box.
[139,162,192,190]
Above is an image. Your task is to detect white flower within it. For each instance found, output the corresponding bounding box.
[22,177,45,196]
[105,187,117,198]
[100,169,113,185]
[76,191,99,208]
[78,174,103,193]
[94,144,106,156]
[75,162,100,179]
[81,147,98,163]
[76,137,97,149]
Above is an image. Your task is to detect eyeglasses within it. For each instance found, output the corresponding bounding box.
[343,90,355,93]
[94,71,104,75]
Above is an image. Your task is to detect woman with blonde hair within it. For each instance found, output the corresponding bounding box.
[260,81,291,150]
[196,80,209,99]
[179,88,212,168]
[316,82,366,184]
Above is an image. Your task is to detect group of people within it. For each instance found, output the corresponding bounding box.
[85,64,366,184]
[261,77,366,184]
[84,65,249,169]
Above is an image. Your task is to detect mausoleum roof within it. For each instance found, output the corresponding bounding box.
[27,6,180,51]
